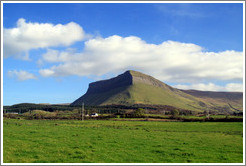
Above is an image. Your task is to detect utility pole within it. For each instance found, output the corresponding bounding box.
[81,102,84,121]
[206,108,210,120]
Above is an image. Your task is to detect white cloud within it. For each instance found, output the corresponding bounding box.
[3,18,86,59]
[38,35,243,88]
[224,83,244,92]
[7,70,37,81]
[174,83,243,92]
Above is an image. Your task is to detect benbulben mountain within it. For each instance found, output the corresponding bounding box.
[71,70,243,113]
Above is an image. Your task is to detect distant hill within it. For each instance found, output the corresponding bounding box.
[180,89,243,112]
[71,70,243,113]
[3,103,76,113]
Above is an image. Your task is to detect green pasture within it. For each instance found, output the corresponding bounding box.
[3,119,243,163]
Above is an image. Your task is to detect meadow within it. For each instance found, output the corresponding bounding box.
[3,119,243,163]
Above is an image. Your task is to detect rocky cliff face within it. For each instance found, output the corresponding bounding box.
[86,71,133,94]
[71,71,133,106]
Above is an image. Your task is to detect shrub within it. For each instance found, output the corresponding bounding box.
[133,108,145,117]
[3,113,20,119]
[23,110,57,119]
[171,109,179,118]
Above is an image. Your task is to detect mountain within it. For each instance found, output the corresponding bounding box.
[180,89,243,113]
[71,70,243,113]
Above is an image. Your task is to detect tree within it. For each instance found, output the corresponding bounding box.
[171,109,179,118]
[133,108,145,117]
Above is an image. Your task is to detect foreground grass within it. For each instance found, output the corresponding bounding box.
[3,119,243,163]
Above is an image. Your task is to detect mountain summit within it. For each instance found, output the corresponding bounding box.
[71,70,179,106]
[71,70,242,113]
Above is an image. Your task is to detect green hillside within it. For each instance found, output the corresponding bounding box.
[71,70,243,113]
[104,83,205,112]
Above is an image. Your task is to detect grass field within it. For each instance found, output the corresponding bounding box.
[3,119,243,163]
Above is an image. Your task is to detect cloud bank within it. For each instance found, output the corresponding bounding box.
[3,18,85,59]
[174,83,243,92]
[39,35,243,87]
[3,19,243,92]
[8,70,37,81]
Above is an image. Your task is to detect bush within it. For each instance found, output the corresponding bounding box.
[3,113,20,119]
[23,110,57,119]
[171,109,179,118]
[133,108,145,117]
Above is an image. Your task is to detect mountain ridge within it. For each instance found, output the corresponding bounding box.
[71,70,243,113]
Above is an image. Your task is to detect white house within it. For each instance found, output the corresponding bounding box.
[90,113,98,117]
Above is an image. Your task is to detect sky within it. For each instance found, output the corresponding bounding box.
[2,2,244,105]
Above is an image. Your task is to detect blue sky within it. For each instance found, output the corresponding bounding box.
[2,2,244,105]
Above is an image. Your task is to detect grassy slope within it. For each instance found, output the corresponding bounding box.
[196,97,243,111]
[97,82,242,112]
[180,90,243,111]
[3,119,243,163]
[103,83,205,111]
